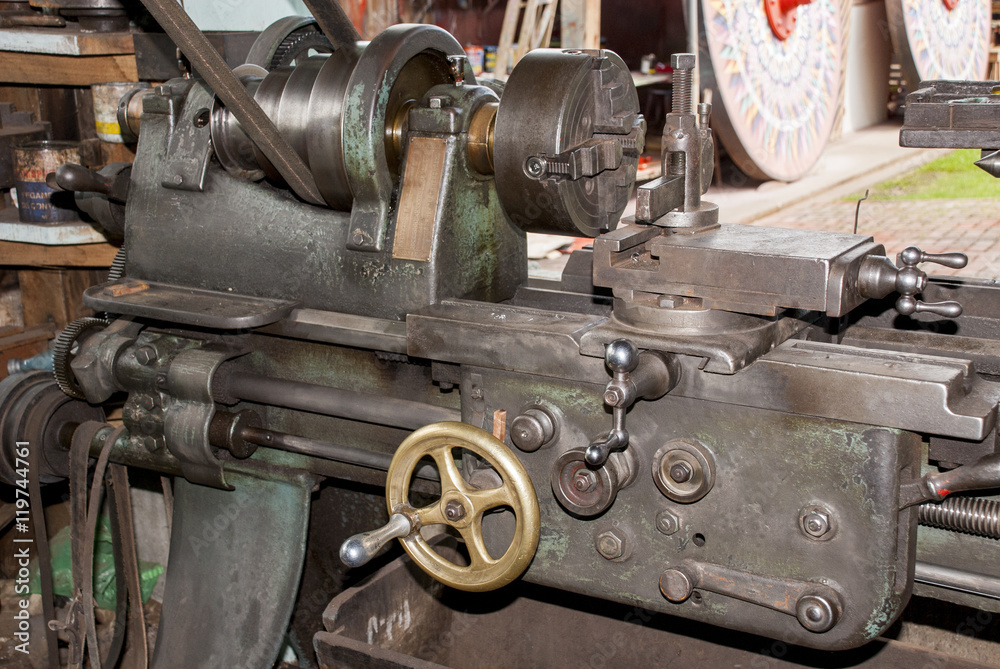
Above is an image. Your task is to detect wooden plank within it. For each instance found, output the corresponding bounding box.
[0,52,137,85]
[0,240,118,267]
[513,0,541,64]
[0,28,134,56]
[495,0,524,78]
[560,0,600,49]
[364,0,397,39]
[17,267,102,328]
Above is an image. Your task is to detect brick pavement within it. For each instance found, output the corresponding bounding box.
[751,198,1000,280]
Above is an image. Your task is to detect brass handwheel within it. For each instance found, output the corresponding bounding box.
[387,422,540,592]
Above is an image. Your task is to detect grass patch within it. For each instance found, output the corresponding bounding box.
[844,149,1000,201]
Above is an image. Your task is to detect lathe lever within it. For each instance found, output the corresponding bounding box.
[857,245,969,318]
[585,339,678,467]
[339,513,413,568]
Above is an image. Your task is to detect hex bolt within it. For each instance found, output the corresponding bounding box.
[429,96,444,109]
[802,509,832,539]
[135,393,157,411]
[669,461,693,484]
[444,500,467,522]
[143,435,164,452]
[670,53,696,115]
[573,469,598,493]
[603,387,625,407]
[596,529,628,560]
[655,509,680,535]
[134,345,157,366]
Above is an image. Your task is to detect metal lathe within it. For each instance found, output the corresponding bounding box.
[3,2,1000,667]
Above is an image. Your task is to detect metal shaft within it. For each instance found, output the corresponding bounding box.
[914,562,1000,601]
[239,426,438,481]
[137,0,325,205]
[226,372,461,430]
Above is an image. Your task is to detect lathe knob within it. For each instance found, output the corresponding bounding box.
[605,339,640,376]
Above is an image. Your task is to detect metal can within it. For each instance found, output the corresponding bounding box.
[464,45,485,77]
[92,81,150,143]
[484,45,498,74]
[12,141,81,223]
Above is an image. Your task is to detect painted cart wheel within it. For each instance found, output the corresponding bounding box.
[700,0,848,182]
[885,0,991,87]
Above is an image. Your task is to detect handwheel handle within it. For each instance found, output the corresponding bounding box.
[339,513,413,568]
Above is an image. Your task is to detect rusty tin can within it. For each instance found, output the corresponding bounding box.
[13,141,80,223]
[92,81,150,143]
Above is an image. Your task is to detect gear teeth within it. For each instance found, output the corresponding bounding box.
[270,27,333,69]
[107,247,127,282]
[52,317,110,400]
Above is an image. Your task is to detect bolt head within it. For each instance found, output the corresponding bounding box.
[525,157,545,177]
[573,470,598,493]
[596,530,626,560]
[429,96,443,109]
[135,393,157,411]
[671,53,696,70]
[142,435,163,452]
[659,568,694,602]
[603,387,625,407]
[669,461,693,483]
[134,346,157,366]
[796,595,838,633]
[802,509,832,538]
[656,510,679,535]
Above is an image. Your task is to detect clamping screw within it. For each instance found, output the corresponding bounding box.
[670,53,696,115]
[524,156,547,178]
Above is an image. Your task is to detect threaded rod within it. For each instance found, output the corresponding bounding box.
[919,496,1000,540]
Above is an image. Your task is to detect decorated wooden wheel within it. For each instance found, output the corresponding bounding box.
[700,0,848,182]
[885,0,991,87]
